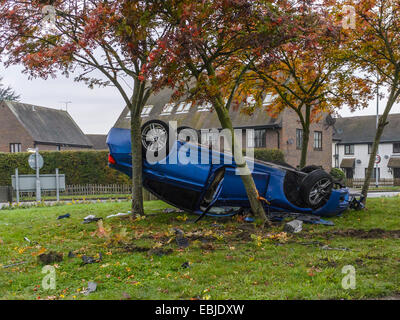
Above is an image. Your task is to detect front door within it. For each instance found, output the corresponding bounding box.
[345,168,354,179]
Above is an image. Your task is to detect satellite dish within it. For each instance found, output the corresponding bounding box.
[325,114,336,127]
[356,159,362,164]
[287,138,294,145]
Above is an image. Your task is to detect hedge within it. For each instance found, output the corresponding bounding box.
[0,149,285,186]
[244,148,285,164]
[0,151,130,186]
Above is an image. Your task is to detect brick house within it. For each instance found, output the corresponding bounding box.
[113,89,333,170]
[86,134,108,150]
[0,101,93,152]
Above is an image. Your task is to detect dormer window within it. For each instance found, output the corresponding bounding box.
[141,105,153,117]
[161,103,175,115]
[176,102,192,114]
[197,102,212,112]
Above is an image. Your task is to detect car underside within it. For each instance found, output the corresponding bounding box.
[107,120,360,218]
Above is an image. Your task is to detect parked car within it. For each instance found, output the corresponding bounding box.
[107,120,355,218]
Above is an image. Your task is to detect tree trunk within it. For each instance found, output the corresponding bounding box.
[131,111,144,216]
[361,114,390,203]
[214,102,269,226]
[300,127,310,169]
[361,92,398,203]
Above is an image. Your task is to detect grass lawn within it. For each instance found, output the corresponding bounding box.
[20,194,131,202]
[0,198,399,300]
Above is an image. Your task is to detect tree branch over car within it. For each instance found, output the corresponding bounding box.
[146,0,302,225]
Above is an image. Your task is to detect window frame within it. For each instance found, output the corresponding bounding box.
[10,143,22,153]
[176,102,192,114]
[141,105,154,117]
[197,102,212,112]
[313,131,323,151]
[344,144,354,155]
[254,129,267,148]
[393,142,400,154]
[160,103,175,115]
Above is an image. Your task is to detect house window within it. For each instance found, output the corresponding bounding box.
[393,143,400,153]
[141,105,153,117]
[161,103,175,115]
[365,168,380,180]
[368,143,373,154]
[314,131,322,151]
[296,129,303,150]
[10,143,22,153]
[197,102,212,112]
[345,144,354,155]
[176,102,192,114]
[247,130,254,148]
[254,129,266,148]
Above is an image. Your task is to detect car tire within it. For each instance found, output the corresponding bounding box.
[141,120,169,158]
[301,165,321,174]
[177,126,200,143]
[300,169,333,209]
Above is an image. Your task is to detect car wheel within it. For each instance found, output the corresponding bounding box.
[177,126,200,143]
[300,169,333,209]
[301,165,321,173]
[141,120,169,157]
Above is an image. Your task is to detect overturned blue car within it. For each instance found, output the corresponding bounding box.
[107,119,356,218]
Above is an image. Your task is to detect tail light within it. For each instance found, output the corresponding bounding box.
[108,153,116,165]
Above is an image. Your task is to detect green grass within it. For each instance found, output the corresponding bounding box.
[0,198,399,300]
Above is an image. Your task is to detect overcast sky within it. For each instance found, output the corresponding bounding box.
[1,63,400,134]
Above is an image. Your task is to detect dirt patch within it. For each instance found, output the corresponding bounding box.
[122,245,150,253]
[121,245,173,257]
[148,248,173,257]
[316,258,338,268]
[325,228,400,239]
[37,251,63,264]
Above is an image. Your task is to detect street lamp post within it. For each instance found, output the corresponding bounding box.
[35,147,41,202]
[376,76,379,188]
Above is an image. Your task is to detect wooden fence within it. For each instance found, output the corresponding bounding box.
[346,178,400,188]
[18,184,159,201]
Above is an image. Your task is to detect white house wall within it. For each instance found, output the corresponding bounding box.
[334,143,397,179]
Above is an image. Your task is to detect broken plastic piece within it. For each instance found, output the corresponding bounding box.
[284,220,303,233]
[82,281,97,295]
[57,213,70,220]
[106,212,129,219]
[83,215,103,224]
